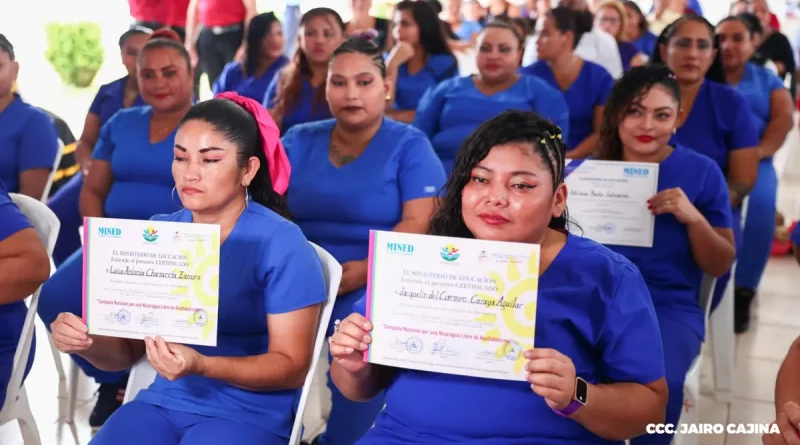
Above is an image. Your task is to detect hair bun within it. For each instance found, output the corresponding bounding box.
[150,28,182,42]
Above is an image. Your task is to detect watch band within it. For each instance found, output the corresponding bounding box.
[553,400,583,417]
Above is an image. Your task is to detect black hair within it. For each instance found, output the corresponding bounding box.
[396,0,455,58]
[179,99,290,219]
[621,0,648,36]
[429,110,570,238]
[649,15,727,84]
[119,26,153,49]
[482,20,525,48]
[0,33,14,61]
[546,6,593,50]
[596,64,681,161]
[244,12,281,77]
[139,29,192,72]
[728,12,764,37]
[331,37,387,77]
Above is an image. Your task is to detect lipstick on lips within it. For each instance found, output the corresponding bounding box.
[635,135,655,143]
[479,213,509,225]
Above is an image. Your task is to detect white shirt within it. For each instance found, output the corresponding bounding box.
[522,28,623,78]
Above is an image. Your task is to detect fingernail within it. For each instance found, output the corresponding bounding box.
[363,321,372,330]
[363,335,371,343]
[345,347,354,353]
[360,343,368,350]
[524,350,533,359]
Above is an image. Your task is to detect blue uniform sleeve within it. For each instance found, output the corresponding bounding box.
[412,81,449,138]
[211,63,232,96]
[696,161,733,229]
[530,80,570,141]
[92,114,119,162]
[428,54,459,83]
[598,263,665,384]
[18,111,59,173]
[725,89,761,150]
[593,65,614,107]
[88,86,107,116]
[397,132,447,202]
[262,225,327,314]
[765,69,786,93]
[0,183,32,242]
[263,74,280,109]
[280,126,302,167]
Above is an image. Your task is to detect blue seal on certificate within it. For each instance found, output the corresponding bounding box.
[193,309,208,327]
[406,337,423,354]
[117,309,131,325]
[503,341,522,361]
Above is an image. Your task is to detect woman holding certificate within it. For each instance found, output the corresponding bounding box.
[281,37,446,445]
[329,110,668,444]
[50,93,328,444]
[595,65,736,445]
[716,16,795,334]
[38,29,193,431]
[649,16,760,313]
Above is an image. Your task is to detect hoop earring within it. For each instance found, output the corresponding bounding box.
[171,186,184,209]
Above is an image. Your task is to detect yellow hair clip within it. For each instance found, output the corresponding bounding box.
[540,138,547,144]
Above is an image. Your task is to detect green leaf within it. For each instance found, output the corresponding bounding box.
[43,22,105,88]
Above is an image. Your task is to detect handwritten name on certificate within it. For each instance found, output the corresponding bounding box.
[82,217,221,347]
[564,159,659,247]
[364,230,540,381]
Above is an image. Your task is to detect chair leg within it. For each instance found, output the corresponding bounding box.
[709,265,736,404]
[47,333,68,423]
[67,361,80,424]
[15,388,42,445]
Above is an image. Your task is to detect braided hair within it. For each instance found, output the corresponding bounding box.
[330,36,386,77]
[428,110,570,238]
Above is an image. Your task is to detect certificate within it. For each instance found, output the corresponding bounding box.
[564,159,659,247]
[364,230,539,381]
[82,217,221,346]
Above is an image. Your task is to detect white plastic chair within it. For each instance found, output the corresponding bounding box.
[120,242,342,445]
[707,196,749,404]
[40,139,64,203]
[0,194,61,445]
[672,274,717,445]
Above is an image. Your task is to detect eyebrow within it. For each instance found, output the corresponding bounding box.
[474,165,538,176]
[174,144,226,153]
[330,72,375,77]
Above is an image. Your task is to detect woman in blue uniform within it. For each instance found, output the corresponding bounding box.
[329,110,668,445]
[282,38,446,445]
[595,66,736,445]
[0,180,50,409]
[263,8,345,133]
[717,15,795,333]
[521,7,613,158]
[385,0,459,123]
[212,12,288,101]
[650,16,760,312]
[0,34,59,198]
[622,1,657,57]
[414,21,569,175]
[51,93,327,445]
[38,30,194,432]
[48,26,152,265]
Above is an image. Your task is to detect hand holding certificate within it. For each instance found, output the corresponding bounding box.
[564,159,659,247]
[361,230,540,381]
[82,217,221,346]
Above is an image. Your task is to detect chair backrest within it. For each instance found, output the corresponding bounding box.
[697,273,717,329]
[2,194,60,412]
[122,242,343,444]
[41,139,64,202]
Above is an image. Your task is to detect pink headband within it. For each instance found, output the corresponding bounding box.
[214,92,291,195]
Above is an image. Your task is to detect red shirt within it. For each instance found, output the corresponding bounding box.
[167,0,191,28]
[199,0,246,28]
[128,0,166,23]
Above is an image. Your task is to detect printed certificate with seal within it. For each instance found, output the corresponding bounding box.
[364,230,540,381]
[82,217,221,346]
[564,159,659,247]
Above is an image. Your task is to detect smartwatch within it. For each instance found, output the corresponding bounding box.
[553,376,588,417]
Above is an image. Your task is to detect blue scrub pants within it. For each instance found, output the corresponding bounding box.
[630,317,702,445]
[735,159,778,289]
[37,248,128,384]
[710,207,743,312]
[89,401,285,445]
[317,289,385,445]
[47,173,83,266]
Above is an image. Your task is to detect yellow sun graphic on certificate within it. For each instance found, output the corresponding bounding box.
[473,251,539,374]
[170,232,220,340]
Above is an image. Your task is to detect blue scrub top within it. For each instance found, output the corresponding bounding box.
[92,106,181,219]
[213,56,289,102]
[0,95,59,193]
[89,76,146,126]
[606,147,732,340]
[521,60,613,152]
[135,202,327,439]
[732,63,786,142]
[413,75,571,175]
[632,31,657,57]
[282,118,446,304]
[455,21,483,42]
[394,53,459,111]
[352,234,665,445]
[669,80,760,175]
[263,75,332,134]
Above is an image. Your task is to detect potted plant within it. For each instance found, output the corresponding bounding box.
[45,22,104,88]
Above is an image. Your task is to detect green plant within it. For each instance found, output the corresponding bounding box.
[45,22,104,88]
